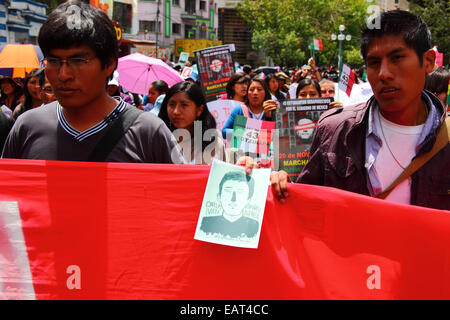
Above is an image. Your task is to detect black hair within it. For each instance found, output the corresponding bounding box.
[242,65,252,75]
[425,67,450,96]
[0,77,23,112]
[22,68,44,113]
[296,78,321,98]
[225,72,250,99]
[38,0,118,73]
[361,10,432,66]
[159,81,217,152]
[151,80,169,94]
[38,67,46,87]
[264,73,285,101]
[218,171,255,199]
[245,78,272,106]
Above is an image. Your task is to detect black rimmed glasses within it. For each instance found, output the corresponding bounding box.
[41,56,97,70]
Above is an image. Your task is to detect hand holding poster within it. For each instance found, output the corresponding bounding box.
[194,45,235,102]
[274,98,332,180]
[194,160,271,249]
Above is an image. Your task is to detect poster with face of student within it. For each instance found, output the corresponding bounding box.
[194,45,235,102]
[274,98,332,181]
[194,160,271,249]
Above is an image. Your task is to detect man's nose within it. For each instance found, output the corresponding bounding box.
[57,63,74,82]
[231,191,236,202]
[378,58,394,82]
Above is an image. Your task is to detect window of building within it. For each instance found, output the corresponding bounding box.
[113,1,132,33]
[172,0,180,6]
[200,1,206,11]
[185,25,195,39]
[172,23,181,34]
[139,20,161,33]
[185,0,196,14]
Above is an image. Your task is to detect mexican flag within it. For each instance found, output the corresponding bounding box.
[433,46,444,67]
[310,39,323,51]
[338,64,356,97]
[446,78,450,106]
[231,115,275,155]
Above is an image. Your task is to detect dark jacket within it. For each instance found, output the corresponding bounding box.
[297,91,449,211]
[0,112,13,153]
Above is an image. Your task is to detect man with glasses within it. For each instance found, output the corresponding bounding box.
[2,0,183,164]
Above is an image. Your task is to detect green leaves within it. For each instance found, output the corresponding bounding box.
[410,0,450,65]
[237,0,369,68]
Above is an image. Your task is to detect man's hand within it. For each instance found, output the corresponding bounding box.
[236,156,259,175]
[270,170,291,203]
[329,101,343,108]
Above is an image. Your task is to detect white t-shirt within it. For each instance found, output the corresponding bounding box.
[373,111,425,204]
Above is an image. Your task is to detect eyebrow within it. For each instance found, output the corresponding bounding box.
[48,52,91,58]
[366,47,408,60]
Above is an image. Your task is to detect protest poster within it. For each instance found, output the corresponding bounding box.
[206,99,242,133]
[178,52,190,65]
[339,64,356,97]
[229,115,276,166]
[274,98,332,180]
[194,160,271,249]
[194,45,235,102]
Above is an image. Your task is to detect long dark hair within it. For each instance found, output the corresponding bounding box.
[264,73,285,101]
[22,69,44,113]
[226,72,250,99]
[159,81,218,152]
[0,77,23,111]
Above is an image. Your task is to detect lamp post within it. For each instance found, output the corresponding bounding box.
[331,24,352,74]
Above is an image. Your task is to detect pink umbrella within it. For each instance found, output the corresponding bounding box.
[117,53,184,94]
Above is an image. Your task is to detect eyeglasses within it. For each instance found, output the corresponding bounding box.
[41,56,96,70]
[236,80,249,85]
[322,90,335,94]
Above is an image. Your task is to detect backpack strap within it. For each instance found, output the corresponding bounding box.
[241,104,250,118]
[88,107,143,162]
[377,117,450,199]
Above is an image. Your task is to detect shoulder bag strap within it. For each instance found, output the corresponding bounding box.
[241,104,250,118]
[88,107,143,162]
[377,117,450,199]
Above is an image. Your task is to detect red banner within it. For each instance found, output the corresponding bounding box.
[0,159,449,300]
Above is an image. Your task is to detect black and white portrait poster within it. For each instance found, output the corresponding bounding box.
[194,160,271,249]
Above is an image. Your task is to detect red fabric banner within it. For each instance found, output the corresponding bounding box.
[0,159,449,300]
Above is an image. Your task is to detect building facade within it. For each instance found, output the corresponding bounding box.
[0,0,47,45]
[136,0,219,60]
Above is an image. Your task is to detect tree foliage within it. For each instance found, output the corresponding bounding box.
[237,0,369,68]
[410,0,450,66]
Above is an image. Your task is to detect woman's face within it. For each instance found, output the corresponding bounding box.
[167,91,203,132]
[148,85,161,105]
[268,77,279,93]
[297,84,320,99]
[247,81,266,107]
[233,77,248,99]
[27,76,40,100]
[1,80,14,96]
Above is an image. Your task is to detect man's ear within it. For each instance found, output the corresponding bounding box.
[422,49,436,74]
